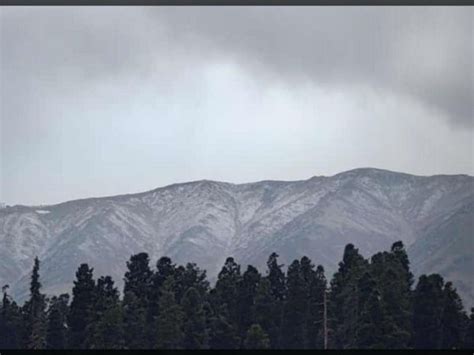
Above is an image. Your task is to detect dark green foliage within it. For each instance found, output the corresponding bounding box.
[440,282,467,349]
[88,276,123,349]
[354,272,384,348]
[148,256,176,345]
[0,286,23,349]
[68,264,96,349]
[329,244,368,349]
[280,259,307,348]
[23,257,47,349]
[463,308,474,349]
[267,252,286,301]
[46,294,69,349]
[122,291,147,349]
[412,274,445,349]
[181,287,208,349]
[214,257,242,328]
[370,242,413,348]
[243,324,270,349]
[208,303,240,349]
[122,253,152,348]
[4,243,472,350]
[155,276,184,349]
[263,252,286,348]
[306,264,327,349]
[253,278,277,346]
[123,253,152,303]
[237,265,261,340]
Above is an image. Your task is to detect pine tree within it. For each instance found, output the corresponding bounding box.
[264,252,286,348]
[307,264,327,349]
[88,276,124,349]
[412,274,445,349]
[123,253,152,300]
[253,278,277,347]
[267,252,286,301]
[148,256,176,346]
[243,324,270,349]
[355,272,384,349]
[237,265,261,341]
[122,253,152,348]
[23,257,47,349]
[214,257,242,328]
[45,294,69,349]
[370,242,412,349]
[207,303,240,349]
[155,276,184,349]
[463,308,474,349]
[181,287,208,349]
[0,285,23,349]
[440,281,467,349]
[68,263,96,349]
[280,259,307,349]
[329,244,368,349]
[180,262,210,298]
[122,291,147,349]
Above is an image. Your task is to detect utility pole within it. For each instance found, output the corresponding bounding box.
[323,287,328,350]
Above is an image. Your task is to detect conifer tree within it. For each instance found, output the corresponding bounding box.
[207,303,240,349]
[155,276,184,349]
[412,274,445,349]
[264,252,286,348]
[370,242,412,348]
[253,278,277,347]
[0,245,472,350]
[243,324,270,349]
[68,263,96,349]
[149,256,176,345]
[307,264,327,349]
[280,259,307,348]
[122,253,152,348]
[463,308,474,349]
[122,291,147,349]
[181,287,208,349]
[123,253,152,301]
[45,294,69,349]
[237,265,261,341]
[266,252,286,301]
[440,281,467,349]
[181,262,210,298]
[23,257,47,349]
[0,286,23,349]
[88,276,123,349]
[214,257,242,328]
[355,272,384,349]
[329,244,368,349]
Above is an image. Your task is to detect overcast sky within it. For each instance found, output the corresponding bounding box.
[1,6,473,206]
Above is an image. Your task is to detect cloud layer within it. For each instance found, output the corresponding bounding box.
[1,7,472,205]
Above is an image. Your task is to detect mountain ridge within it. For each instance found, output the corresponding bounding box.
[1,167,472,307]
[5,167,472,210]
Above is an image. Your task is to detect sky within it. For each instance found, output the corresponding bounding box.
[0,6,473,206]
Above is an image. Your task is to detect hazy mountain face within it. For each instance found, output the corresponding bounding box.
[1,168,472,307]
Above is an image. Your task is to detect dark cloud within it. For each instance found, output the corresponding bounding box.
[2,7,472,127]
[1,7,472,205]
[151,7,473,127]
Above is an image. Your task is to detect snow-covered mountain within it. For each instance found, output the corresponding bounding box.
[1,168,473,306]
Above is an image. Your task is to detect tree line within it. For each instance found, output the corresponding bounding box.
[0,241,473,349]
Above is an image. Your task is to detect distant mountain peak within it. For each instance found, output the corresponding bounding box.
[1,169,472,307]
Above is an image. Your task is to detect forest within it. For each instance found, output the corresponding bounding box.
[0,241,472,349]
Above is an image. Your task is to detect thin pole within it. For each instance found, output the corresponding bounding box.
[323,288,328,350]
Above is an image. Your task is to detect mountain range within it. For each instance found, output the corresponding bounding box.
[1,168,472,307]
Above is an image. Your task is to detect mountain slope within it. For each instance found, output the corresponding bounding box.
[0,168,472,306]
